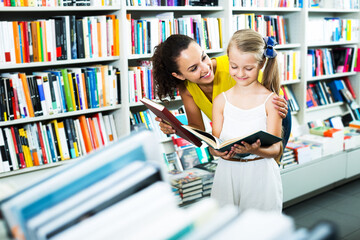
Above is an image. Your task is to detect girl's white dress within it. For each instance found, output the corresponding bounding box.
[211,92,283,213]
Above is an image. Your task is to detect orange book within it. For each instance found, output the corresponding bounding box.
[41,21,48,62]
[12,21,21,63]
[18,73,35,117]
[30,21,39,62]
[87,118,99,149]
[99,66,107,107]
[97,22,102,57]
[78,115,93,153]
[81,73,88,109]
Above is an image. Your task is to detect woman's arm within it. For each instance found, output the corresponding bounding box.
[155,84,204,134]
[232,95,282,159]
[273,95,288,118]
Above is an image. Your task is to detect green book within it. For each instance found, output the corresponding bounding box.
[60,69,74,111]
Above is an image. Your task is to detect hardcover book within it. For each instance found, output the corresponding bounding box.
[140,98,202,147]
[182,125,282,153]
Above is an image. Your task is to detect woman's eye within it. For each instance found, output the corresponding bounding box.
[190,67,197,72]
[202,55,207,60]
[246,68,253,71]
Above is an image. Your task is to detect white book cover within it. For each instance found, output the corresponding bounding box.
[82,17,90,59]
[97,113,108,145]
[30,161,146,240]
[50,181,175,240]
[40,123,52,164]
[106,18,113,57]
[0,129,10,172]
[36,163,161,240]
[30,124,44,165]
[33,72,53,115]
[57,122,70,160]
[4,128,19,170]
[73,119,86,156]
[102,114,113,142]
[109,114,118,140]
[45,20,54,62]
[7,22,16,64]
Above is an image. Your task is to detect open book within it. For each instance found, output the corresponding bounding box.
[182,125,282,153]
[140,98,202,147]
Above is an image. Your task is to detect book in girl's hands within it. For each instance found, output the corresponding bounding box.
[181,125,282,153]
[140,98,202,147]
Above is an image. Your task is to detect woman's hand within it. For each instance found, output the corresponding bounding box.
[232,140,261,155]
[272,96,288,119]
[209,147,235,160]
[155,117,176,135]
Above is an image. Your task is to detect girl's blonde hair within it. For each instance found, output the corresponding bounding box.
[227,29,280,95]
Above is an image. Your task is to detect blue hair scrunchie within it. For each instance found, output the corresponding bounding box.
[263,36,278,59]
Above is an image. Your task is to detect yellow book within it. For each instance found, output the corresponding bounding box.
[218,18,223,49]
[36,21,42,62]
[73,141,79,158]
[51,120,65,161]
[346,20,351,41]
[67,73,77,111]
[114,18,120,56]
[139,111,148,129]
[19,128,33,167]
[57,121,71,160]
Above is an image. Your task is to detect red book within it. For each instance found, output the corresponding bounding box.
[343,77,356,99]
[21,21,30,63]
[36,122,48,164]
[140,98,202,147]
[10,127,26,169]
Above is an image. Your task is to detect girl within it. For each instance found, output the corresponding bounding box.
[210,29,283,212]
[151,34,291,158]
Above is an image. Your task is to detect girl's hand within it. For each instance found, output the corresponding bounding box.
[155,117,176,134]
[232,140,261,155]
[209,147,235,160]
[272,96,288,119]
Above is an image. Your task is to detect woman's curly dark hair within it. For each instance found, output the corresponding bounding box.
[151,34,196,100]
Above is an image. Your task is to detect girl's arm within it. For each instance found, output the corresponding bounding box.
[211,94,235,159]
[232,95,282,159]
[155,84,204,134]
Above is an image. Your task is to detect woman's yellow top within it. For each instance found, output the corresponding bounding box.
[184,55,281,121]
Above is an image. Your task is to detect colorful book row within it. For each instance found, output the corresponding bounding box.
[233,14,289,45]
[0,0,119,7]
[0,65,120,122]
[307,18,359,43]
[278,50,301,82]
[281,85,299,112]
[128,64,154,103]
[307,47,356,77]
[0,14,119,65]
[0,112,119,173]
[306,78,356,108]
[233,0,302,8]
[126,13,223,55]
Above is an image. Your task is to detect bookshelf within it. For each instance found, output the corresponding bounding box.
[0,0,360,207]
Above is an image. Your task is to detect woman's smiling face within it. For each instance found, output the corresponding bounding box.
[171,42,214,85]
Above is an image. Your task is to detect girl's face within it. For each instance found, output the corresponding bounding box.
[171,42,214,85]
[228,47,262,86]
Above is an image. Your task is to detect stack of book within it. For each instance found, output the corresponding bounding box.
[286,141,312,165]
[279,148,297,169]
[0,130,165,240]
[168,168,214,206]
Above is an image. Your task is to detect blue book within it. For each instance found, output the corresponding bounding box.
[49,70,67,112]
[45,124,57,163]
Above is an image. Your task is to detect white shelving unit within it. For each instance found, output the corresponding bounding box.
[0,1,359,206]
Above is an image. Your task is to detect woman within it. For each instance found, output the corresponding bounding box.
[151,34,291,157]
